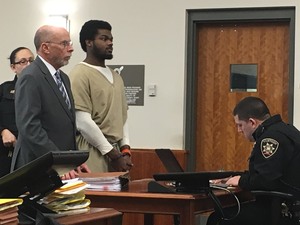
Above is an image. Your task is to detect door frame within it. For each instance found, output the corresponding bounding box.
[184,7,295,171]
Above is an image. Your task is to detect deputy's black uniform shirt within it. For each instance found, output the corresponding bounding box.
[239,114,300,199]
[0,75,18,176]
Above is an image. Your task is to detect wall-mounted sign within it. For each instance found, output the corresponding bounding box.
[109,65,145,106]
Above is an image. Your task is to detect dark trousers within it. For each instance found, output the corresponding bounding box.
[0,142,12,178]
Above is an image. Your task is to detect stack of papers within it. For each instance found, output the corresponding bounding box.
[80,176,121,191]
[38,179,91,216]
[0,199,23,225]
[79,172,129,191]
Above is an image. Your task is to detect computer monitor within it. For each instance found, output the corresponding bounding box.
[0,150,89,198]
[155,149,184,172]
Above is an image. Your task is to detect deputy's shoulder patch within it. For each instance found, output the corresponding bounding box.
[260,138,279,158]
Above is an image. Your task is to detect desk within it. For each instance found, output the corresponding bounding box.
[55,208,122,225]
[86,179,253,225]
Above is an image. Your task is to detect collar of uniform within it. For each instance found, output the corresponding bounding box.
[252,114,283,140]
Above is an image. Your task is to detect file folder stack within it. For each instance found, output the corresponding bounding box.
[0,198,23,225]
[38,179,91,216]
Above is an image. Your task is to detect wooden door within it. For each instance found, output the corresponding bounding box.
[195,22,289,171]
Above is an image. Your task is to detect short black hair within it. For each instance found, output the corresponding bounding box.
[8,47,29,64]
[233,96,270,121]
[79,20,112,52]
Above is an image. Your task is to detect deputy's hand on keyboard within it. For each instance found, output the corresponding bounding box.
[210,177,230,185]
[225,175,241,187]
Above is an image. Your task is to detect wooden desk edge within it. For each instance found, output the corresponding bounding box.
[56,208,122,225]
[85,190,203,200]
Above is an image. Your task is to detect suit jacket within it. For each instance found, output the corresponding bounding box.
[11,56,77,170]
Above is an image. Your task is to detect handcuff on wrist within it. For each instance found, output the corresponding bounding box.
[120,145,132,157]
[111,145,132,161]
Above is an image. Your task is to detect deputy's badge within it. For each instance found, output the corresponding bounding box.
[260,138,279,158]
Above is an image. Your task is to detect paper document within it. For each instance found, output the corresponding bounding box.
[79,172,129,191]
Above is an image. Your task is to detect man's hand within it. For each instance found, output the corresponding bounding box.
[1,129,17,147]
[61,163,91,180]
[76,163,91,173]
[61,170,78,180]
[210,177,231,185]
[107,148,133,172]
[225,175,241,187]
[123,155,133,170]
[110,155,133,172]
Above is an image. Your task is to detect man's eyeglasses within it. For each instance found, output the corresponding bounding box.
[46,40,73,48]
[14,58,34,65]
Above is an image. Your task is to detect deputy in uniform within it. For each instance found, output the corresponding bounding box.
[0,47,34,177]
[207,96,300,225]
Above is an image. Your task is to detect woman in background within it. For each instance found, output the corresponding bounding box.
[0,47,34,177]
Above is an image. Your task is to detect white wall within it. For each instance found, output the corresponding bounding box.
[1,0,299,149]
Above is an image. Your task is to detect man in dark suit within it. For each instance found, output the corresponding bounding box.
[11,25,90,178]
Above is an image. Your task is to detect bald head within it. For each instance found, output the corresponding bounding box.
[33,25,74,70]
[34,25,68,51]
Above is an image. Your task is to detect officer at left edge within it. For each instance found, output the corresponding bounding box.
[0,47,34,177]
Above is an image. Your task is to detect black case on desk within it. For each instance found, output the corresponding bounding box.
[0,150,89,224]
[150,171,243,193]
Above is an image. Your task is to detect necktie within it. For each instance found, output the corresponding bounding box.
[54,71,71,109]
